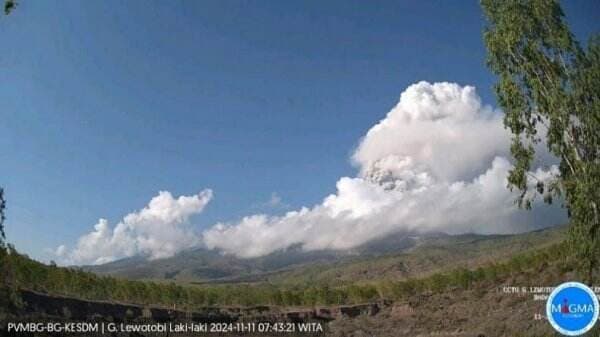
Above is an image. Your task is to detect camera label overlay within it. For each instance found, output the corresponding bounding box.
[546,282,599,336]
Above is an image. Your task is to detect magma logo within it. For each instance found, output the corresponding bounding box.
[546,282,599,336]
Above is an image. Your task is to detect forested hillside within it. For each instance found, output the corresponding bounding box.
[0,230,572,310]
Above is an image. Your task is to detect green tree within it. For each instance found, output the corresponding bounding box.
[481,0,600,283]
[0,188,6,248]
[4,0,16,15]
[1,2,15,292]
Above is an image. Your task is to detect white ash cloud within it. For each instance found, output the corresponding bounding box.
[202,82,564,258]
[57,81,564,264]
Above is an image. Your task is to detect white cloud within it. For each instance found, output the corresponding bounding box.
[57,81,565,263]
[267,192,283,207]
[57,190,213,265]
[54,245,67,258]
[202,82,565,258]
[354,81,508,182]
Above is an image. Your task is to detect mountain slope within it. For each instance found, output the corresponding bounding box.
[86,226,566,286]
[5,233,585,337]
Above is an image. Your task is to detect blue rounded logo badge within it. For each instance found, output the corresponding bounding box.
[546,282,599,336]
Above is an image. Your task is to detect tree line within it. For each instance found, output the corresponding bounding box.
[0,241,570,310]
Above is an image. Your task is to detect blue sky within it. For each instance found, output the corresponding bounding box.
[1,1,598,262]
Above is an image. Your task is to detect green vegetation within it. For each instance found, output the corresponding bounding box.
[481,0,600,282]
[0,190,22,315]
[3,0,16,16]
[0,240,571,310]
[0,188,5,246]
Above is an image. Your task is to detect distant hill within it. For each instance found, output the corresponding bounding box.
[85,230,419,281]
[86,226,566,285]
